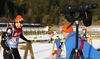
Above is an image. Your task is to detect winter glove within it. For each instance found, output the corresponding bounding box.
[52,35,59,39]
[52,49,62,57]
[6,49,13,54]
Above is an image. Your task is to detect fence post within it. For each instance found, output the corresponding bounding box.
[23,41,34,59]
[88,35,91,44]
[51,39,55,54]
[0,39,1,51]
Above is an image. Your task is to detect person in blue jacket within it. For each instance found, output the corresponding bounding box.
[50,24,100,59]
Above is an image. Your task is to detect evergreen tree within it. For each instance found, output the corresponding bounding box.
[14,10,18,17]
[0,0,5,16]
[4,0,9,17]
[0,0,100,24]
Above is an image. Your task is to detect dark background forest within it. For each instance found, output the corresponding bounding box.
[0,0,100,25]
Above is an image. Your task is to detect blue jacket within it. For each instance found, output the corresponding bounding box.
[56,31,100,59]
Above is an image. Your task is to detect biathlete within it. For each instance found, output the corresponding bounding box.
[1,15,31,59]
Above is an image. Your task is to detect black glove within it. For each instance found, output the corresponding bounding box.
[27,40,31,43]
[6,49,13,54]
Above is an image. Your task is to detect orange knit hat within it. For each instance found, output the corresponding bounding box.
[15,15,24,23]
[62,24,73,33]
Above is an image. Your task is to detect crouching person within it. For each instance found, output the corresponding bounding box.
[1,15,31,59]
[50,24,100,59]
[50,34,65,59]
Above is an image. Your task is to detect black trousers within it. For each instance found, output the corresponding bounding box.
[3,48,21,59]
[83,33,87,40]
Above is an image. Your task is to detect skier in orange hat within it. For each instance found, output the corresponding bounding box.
[1,15,31,59]
[50,24,100,59]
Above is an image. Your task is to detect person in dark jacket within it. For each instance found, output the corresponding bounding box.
[82,27,87,40]
[1,15,31,59]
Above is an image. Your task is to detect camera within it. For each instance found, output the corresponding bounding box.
[62,2,98,26]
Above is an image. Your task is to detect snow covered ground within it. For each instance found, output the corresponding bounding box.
[0,42,67,59]
[0,42,53,59]
[0,35,100,59]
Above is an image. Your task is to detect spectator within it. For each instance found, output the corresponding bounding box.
[50,24,100,59]
[82,27,87,40]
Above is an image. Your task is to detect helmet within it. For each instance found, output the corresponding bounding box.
[15,15,25,23]
[62,24,73,33]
